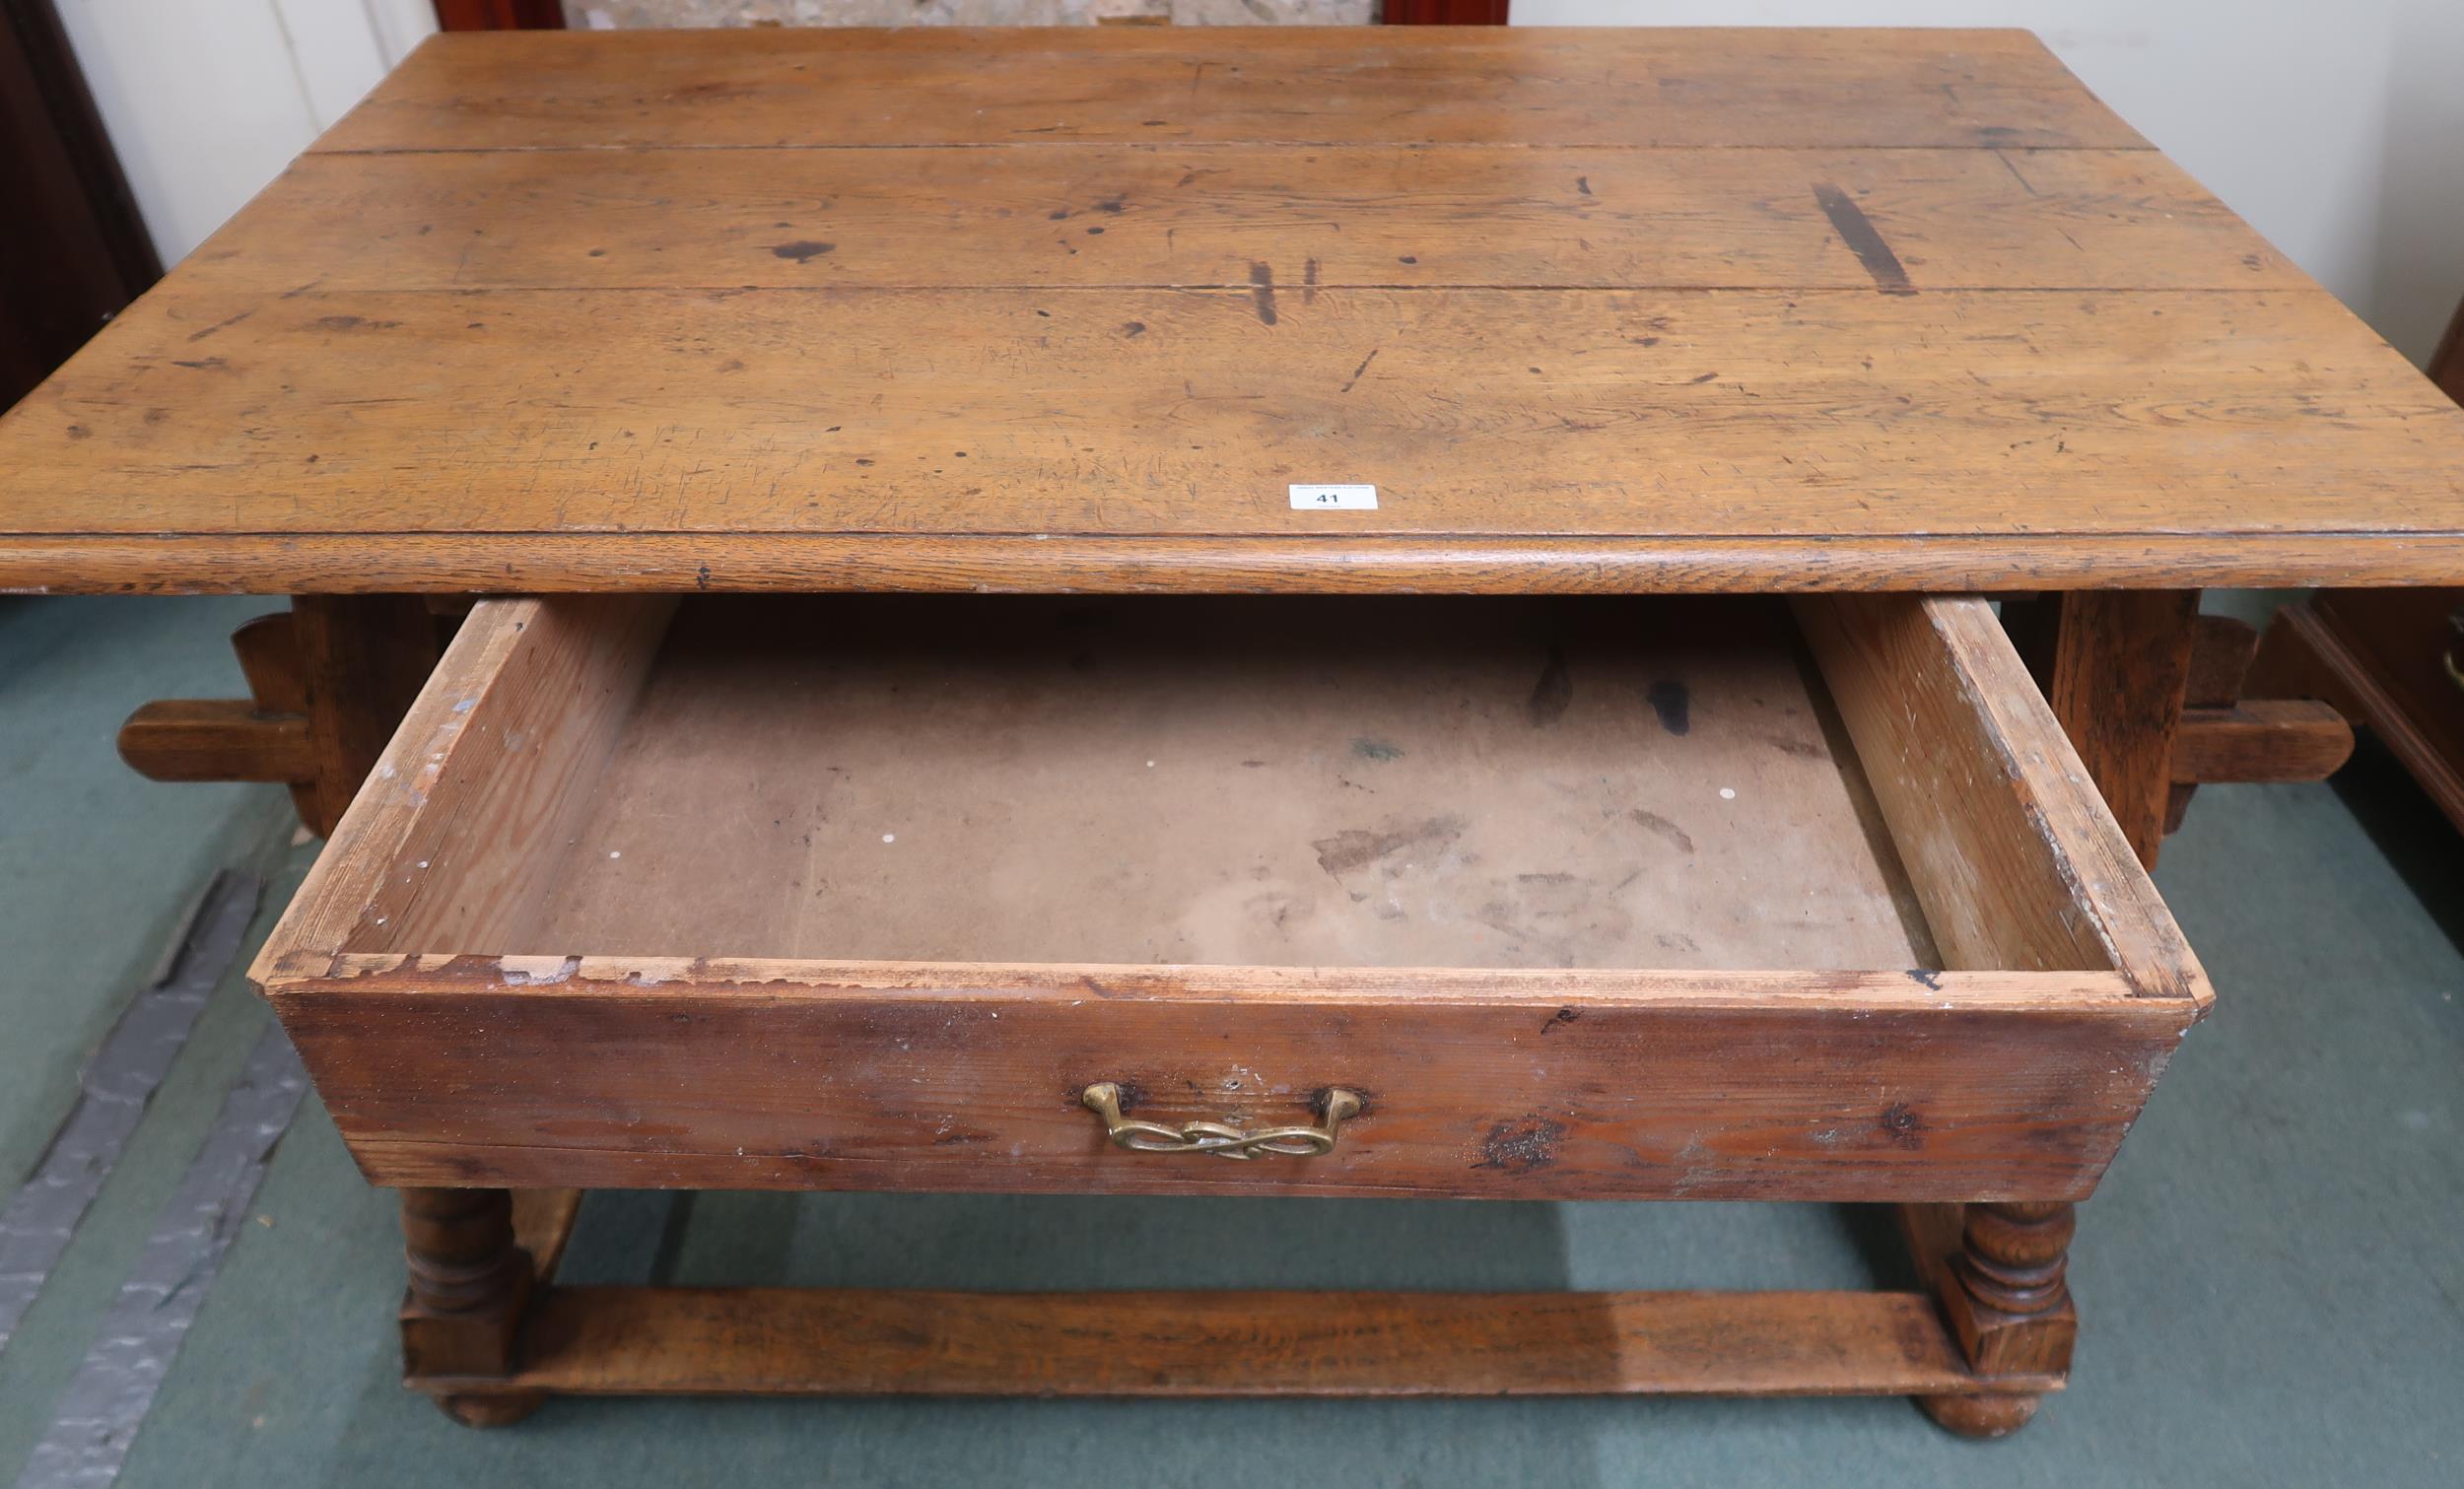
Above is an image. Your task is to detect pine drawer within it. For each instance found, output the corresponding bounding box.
[252,592,2208,1201]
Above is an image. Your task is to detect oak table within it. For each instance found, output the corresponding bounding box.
[5,27,2459,1437]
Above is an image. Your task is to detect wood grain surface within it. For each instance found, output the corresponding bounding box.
[415,1285,2060,1398]
[274,966,2190,1200]
[114,699,312,782]
[1797,592,2205,1001]
[2,26,2458,595]
[171,145,2291,295]
[291,596,443,836]
[7,289,2452,545]
[2169,700,2353,783]
[2035,590,2199,867]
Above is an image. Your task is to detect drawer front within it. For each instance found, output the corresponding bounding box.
[255,591,2208,1203]
[275,961,2188,1202]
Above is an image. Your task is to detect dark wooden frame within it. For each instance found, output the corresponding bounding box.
[0,0,160,412]
[2248,297,2464,833]
[1384,0,1509,22]
[434,0,566,30]
[428,0,1498,28]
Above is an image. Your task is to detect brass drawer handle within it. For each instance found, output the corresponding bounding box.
[1080,1082,1360,1161]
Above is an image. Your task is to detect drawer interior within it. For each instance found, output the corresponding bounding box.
[503,596,1933,973]
[278,590,2208,986]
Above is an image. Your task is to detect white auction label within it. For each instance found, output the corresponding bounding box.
[1289,483,1379,511]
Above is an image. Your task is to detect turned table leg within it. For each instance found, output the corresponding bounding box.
[1916,1200,2079,1438]
[398,1186,543,1427]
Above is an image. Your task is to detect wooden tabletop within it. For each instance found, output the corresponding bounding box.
[4,26,2461,596]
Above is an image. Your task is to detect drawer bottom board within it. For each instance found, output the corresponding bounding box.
[522,595,1931,972]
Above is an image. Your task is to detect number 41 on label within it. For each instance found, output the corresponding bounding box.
[1288,483,1379,511]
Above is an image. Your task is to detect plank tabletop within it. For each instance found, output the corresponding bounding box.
[4,26,2462,595]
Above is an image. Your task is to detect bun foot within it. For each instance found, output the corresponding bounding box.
[1917,1390,2041,1439]
[438,1390,545,1428]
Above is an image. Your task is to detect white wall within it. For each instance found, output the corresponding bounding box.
[56,0,437,266]
[1517,1,2464,367]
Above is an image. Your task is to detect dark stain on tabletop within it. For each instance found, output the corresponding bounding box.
[1646,680,1690,735]
[186,308,253,342]
[1350,737,1404,762]
[771,240,836,263]
[1473,1117,1567,1174]
[1810,182,1916,296]
[1249,261,1278,325]
[1907,969,1943,990]
[1540,1006,1582,1035]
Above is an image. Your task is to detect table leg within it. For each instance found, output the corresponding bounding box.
[1910,1201,2079,1438]
[2009,591,2200,868]
[398,1187,543,1427]
[291,595,441,836]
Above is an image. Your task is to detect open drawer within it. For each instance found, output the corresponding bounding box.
[252,592,2209,1202]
